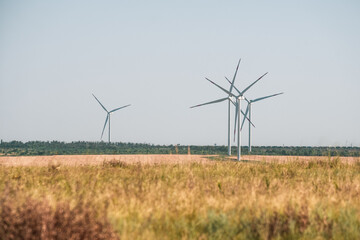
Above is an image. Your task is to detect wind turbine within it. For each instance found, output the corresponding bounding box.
[226,72,269,160]
[92,94,131,143]
[190,76,254,159]
[240,92,284,152]
[190,59,241,156]
[190,59,258,156]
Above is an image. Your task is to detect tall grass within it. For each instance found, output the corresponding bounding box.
[1,158,360,239]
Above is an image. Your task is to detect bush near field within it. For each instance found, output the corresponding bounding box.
[1,158,360,239]
[0,141,359,156]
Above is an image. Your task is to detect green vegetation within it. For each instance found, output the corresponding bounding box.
[0,140,359,156]
[1,158,360,239]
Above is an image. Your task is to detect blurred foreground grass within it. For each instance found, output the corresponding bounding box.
[1,157,360,239]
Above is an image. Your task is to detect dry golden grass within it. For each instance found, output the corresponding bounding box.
[1,154,359,167]
[1,155,360,239]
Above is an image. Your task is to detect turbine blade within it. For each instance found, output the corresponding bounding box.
[190,97,228,109]
[101,114,109,140]
[229,58,241,93]
[225,76,231,84]
[225,77,242,95]
[241,109,255,128]
[109,104,131,113]
[241,72,268,95]
[251,92,284,103]
[205,78,235,97]
[92,94,108,112]
[240,104,249,130]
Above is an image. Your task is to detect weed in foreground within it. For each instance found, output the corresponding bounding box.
[0,192,118,240]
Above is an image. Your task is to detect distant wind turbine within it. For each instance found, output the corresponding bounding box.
[190,59,241,156]
[191,59,278,161]
[225,73,268,161]
[240,92,284,152]
[92,94,131,143]
[226,72,268,160]
[190,73,254,160]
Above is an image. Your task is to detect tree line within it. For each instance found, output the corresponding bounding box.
[0,141,359,157]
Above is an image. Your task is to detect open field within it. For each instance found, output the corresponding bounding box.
[230,155,360,164]
[0,154,211,166]
[1,155,360,239]
[0,154,359,166]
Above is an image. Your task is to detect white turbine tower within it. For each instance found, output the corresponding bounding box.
[92,94,131,143]
[240,92,284,152]
[190,59,241,156]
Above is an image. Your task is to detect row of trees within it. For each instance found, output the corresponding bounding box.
[0,141,359,157]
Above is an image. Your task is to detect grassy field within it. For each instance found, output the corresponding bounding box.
[1,156,360,239]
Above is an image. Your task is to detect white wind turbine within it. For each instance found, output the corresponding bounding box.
[226,72,269,160]
[190,59,241,156]
[240,92,284,152]
[190,72,255,159]
[92,94,131,143]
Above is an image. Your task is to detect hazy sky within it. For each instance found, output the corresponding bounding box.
[1,0,359,146]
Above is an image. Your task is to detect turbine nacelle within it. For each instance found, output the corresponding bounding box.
[237,96,245,100]
[229,96,236,105]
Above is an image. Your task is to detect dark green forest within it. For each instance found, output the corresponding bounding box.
[0,141,359,157]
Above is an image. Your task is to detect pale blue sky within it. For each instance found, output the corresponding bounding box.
[1,0,359,146]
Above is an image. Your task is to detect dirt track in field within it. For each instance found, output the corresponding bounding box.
[0,154,359,167]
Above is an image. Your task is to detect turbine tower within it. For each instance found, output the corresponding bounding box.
[240,92,284,152]
[92,94,130,143]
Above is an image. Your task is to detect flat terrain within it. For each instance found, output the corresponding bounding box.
[231,155,360,163]
[2,155,360,239]
[0,154,359,166]
[0,154,210,166]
